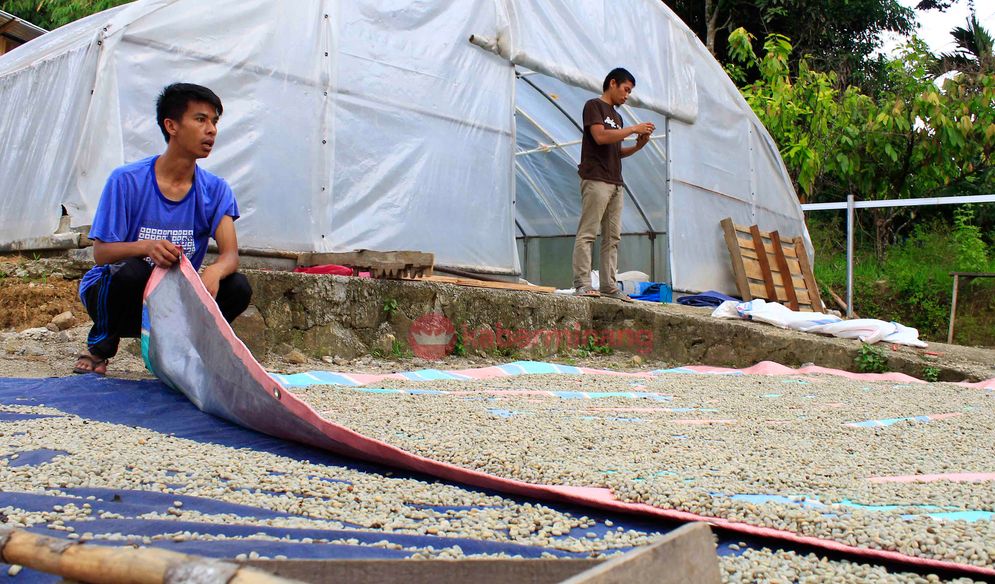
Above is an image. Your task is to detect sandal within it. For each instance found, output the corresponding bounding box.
[600,288,635,303]
[73,353,108,375]
[574,286,601,298]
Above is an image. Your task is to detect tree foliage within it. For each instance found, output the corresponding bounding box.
[664,0,915,88]
[727,28,995,256]
[936,13,995,77]
[915,0,958,10]
[0,0,130,30]
[952,205,989,271]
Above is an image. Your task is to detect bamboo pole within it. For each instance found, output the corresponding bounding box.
[0,528,304,584]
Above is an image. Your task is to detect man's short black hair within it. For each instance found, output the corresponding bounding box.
[603,68,636,91]
[155,83,223,143]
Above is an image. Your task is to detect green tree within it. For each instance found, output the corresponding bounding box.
[664,0,915,88]
[728,28,995,257]
[0,0,130,30]
[952,205,989,271]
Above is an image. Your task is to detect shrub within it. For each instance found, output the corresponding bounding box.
[856,343,889,373]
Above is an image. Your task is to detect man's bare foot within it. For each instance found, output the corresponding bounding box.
[73,352,108,375]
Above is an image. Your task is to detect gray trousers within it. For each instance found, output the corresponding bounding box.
[571,179,623,291]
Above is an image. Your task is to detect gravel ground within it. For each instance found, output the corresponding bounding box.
[0,403,662,558]
[291,372,995,570]
[0,401,985,582]
[721,547,981,583]
[1,326,149,379]
[3,326,992,581]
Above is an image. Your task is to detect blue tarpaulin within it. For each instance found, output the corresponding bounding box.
[0,374,690,582]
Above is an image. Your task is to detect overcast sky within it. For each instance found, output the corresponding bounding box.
[881,0,995,55]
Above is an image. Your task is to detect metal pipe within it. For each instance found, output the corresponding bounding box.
[433,266,508,283]
[515,136,661,157]
[514,232,661,239]
[802,193,995,211]
[469,34,694,122]
[649,231,657,282]
[846,194,855,318]
[520,235,529,281]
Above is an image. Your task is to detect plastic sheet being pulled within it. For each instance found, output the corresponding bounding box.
[141,258,995,579]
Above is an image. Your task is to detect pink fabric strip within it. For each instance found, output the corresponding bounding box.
[448,366,512,379]
[928,413,964,420]
[960,378,995,390]
[688,362,995,390]
[686,362,924,383]
[340,374,388,384]
[585,407,681,413]
[151,261,995,578]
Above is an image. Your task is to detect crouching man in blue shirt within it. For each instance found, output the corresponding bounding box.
[75,83,252,375]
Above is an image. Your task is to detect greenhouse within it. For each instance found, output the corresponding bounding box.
[0,0,809,293]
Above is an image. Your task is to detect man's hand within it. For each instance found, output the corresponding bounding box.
[200,265,222,298]
[621,124,654,158]
[145,239,182,268]
[201,215,240,300]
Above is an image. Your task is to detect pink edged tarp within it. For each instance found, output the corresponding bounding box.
[141,258,995,578]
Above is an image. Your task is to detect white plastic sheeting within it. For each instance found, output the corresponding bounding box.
[0,0,810,292]
[712,299,928,348]
[664,41,810,292]
[2,0,516,273]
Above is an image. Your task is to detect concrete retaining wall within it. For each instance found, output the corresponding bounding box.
[234,270,980,382]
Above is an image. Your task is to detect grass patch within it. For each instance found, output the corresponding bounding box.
[809,213,995,346]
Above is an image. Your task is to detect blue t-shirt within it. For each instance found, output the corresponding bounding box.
[79,155,239,297]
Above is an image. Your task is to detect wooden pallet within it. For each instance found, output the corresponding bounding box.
[720,218,825,312]
[412,275,556,294]
[297,250,434,279]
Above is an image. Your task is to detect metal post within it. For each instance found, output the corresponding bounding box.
[845,194,855,318]
[947,273,959,344]
[648,232,657,282]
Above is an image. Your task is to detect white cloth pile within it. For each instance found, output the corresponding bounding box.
[711,299,927,348]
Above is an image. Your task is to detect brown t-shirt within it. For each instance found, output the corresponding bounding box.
[578,98,624,185]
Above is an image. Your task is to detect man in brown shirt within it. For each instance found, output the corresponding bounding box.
[572,68,655,302]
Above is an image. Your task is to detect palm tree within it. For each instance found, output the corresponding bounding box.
[936,14,994,76]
